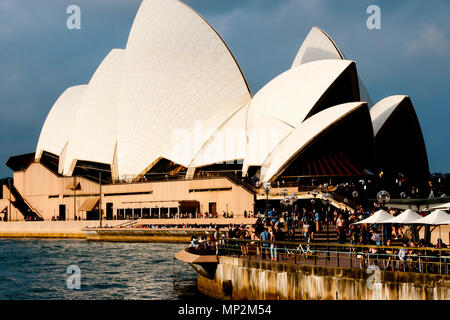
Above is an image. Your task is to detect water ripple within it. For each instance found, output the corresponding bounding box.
[0,238,199,300]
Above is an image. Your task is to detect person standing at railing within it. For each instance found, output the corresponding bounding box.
[384,239,395,271]
[190,236,199,251]
[397,241,409,272]
[260,227,271,260]
[270,227,277,261]
[238,225,248,257]
[212,226,220,255]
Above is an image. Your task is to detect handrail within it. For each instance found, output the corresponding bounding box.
[193,238,450,275]
[6,183,43,219]
[220,238,450,253]
[112,219,139,228]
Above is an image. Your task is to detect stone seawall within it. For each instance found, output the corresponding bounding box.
[0,221,207,243]
[0,221,129,239]
[197,256,450,300]
[84,229,208,243]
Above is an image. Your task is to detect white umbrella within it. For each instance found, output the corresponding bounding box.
[386,209,422,224]
[352,209,393,245]
[410,209,450,272]
[430,202,450,210]
[352,209,393,225]
[410,209,450,225]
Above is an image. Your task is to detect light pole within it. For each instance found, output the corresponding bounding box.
[280,188,289,216]
[376,190,390,244]
[321,192,332,260]
[310,189,318,225]
[263,182,272,216]
[376,190,390,210]
[8,178,11,222]
[75,165,109,227]
[289,193,297,216]
[73,176,77,221]
[99,171,102,228]
[321,192,332,243]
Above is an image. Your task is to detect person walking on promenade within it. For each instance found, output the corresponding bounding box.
[314,210,320,232]
[302,216,310,242]
[336,214,346,245]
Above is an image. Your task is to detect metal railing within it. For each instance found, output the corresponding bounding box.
[191,238,450,276]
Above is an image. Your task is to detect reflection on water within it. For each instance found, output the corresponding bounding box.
[0,238,201,300]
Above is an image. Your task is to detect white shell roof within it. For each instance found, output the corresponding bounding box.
[243,59,355,174]
[62,49,124,176]
[292,27,373,107]
[36,0,251,180]
[115,0,251,179]
[36,1,388,183]
[370,95,408,136]
[292,27,344,67]
[259,102,368,182]
[188,103,249,168]
[35,85,87,160]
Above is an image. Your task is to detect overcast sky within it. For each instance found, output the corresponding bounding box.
[0,0,449,177]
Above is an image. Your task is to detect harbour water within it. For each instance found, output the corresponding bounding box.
[0,238,201,299]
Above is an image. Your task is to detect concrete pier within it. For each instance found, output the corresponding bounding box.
[0,218,256,241]
[0,221,126,238]
[197,256,450,300]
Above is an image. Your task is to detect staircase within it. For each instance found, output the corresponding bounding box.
[6,184,42,220]
[284,224,350,244]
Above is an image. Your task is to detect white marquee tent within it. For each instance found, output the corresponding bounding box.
[352,209,393,225]
[430,202,450,210]
[410,210,450,225]
[386,209,423,224]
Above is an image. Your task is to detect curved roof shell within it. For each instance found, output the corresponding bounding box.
[62,49,125,176]
[370,95,429,182]
[115,0,252,180]
[260,102,374,182]
[292,27,344,66]
[35,85,87,161]
[292,27,373,107]
[187,103,249,170]
[33,1,429,185]
[243,59,359,174]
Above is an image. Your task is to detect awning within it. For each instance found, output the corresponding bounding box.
[410,210,450,225]
[179,200,199,208]
[79,197,99,211]
[66,181,81,190]
[387,209,422,224]
[430,202,450,210]
[6,153,35,172]
[352,209,393,224]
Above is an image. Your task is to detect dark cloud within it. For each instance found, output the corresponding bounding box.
[1,0,449,177]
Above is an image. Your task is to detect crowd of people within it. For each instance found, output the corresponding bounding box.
[187,202,449,274]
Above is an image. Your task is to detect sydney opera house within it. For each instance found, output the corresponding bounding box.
[0,0,429,221]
